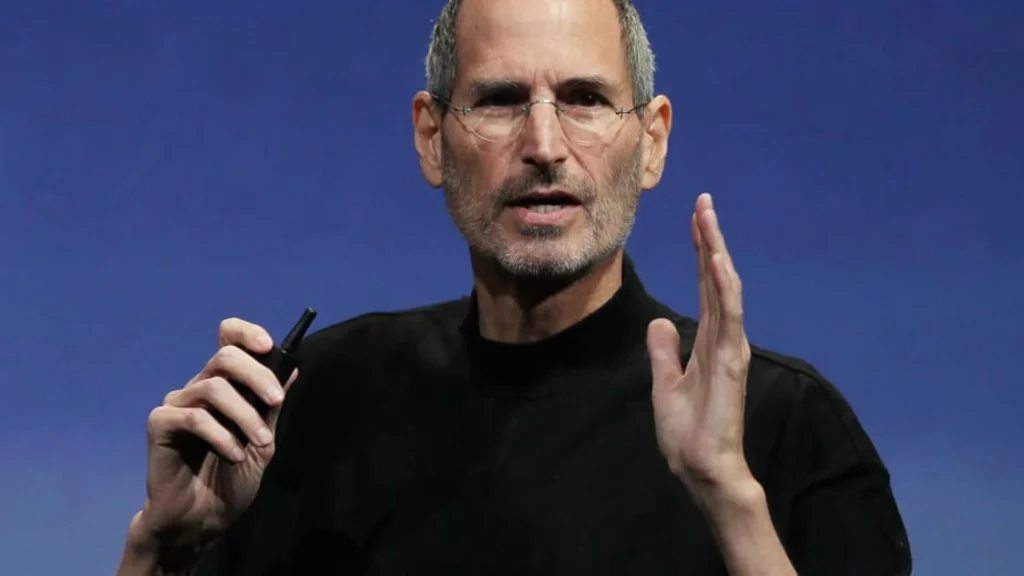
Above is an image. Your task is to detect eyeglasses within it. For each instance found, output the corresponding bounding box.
[432,93,648,147]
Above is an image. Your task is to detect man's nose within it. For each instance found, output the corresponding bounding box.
[518,101,570,169]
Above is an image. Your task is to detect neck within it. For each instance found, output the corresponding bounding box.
[469,249,625,344]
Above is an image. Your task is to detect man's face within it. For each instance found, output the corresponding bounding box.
[439,0,650,278]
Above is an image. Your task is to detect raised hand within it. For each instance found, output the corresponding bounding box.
[647,193,754,502]
[136,318,297,552]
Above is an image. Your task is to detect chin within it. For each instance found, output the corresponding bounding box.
[492,235,608,279]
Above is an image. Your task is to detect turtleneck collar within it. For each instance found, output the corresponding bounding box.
[459,254,669,391]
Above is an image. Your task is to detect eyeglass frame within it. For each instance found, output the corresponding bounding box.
[429,91,650,146]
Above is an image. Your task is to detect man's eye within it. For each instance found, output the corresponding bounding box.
[565,92,607,107]
[477,92,521,107]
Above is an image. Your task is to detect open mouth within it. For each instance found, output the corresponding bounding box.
[509,193,582,214]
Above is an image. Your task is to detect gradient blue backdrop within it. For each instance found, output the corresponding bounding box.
[2,1,1021,574]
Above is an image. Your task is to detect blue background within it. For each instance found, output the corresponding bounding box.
[2,1,1021,574]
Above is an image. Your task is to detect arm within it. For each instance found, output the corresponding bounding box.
[647,195,911,574]
[686,370,912,576]
[694,479,798,576]
[115,511,204,576]
[766,373,913,575]
[115,512,163,576]
[646,194,801,575]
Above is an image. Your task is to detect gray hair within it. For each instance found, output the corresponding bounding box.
[424,0,656,111]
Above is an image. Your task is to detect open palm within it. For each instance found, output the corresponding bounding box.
[647,193,753,493]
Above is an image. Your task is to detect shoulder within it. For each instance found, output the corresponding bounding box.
[737,342,911,573]
[733,339,893,496]
[275,296,471,429]
[274,295,470,399]
[664,313,885,471]
[666,309,840,408]
[744,342,851,422]
[663,311,846,416]
[296,296,471,369]
[745,344,884,463]
[266,296,471,471]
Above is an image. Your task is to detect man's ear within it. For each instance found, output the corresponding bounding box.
[412,91,443,187]
[639,95,672,191]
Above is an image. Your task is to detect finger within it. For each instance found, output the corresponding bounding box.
[700,204,745,345]
[698,198,740,293]
[697,197,741,304]
[200,345,285,407]
[148,405,247,463]
[265,369,299,431]
[697,193,727,254]
[695,197,720,322]
[692,212,711,319]
[218,317,274,354]
[169,377,275,447]
[646,319,683,387]
[710,252,745,347]
[701,216,719,321]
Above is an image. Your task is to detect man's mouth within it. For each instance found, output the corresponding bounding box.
[508,191,582,213]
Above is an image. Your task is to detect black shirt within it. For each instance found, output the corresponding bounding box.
[195,258,912,575]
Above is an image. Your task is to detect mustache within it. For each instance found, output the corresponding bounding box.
[493,164,593,206]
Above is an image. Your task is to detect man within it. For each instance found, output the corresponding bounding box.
[116,0,912,574]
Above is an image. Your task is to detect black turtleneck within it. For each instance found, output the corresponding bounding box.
[195,257,912,575]
[460,256,675,393]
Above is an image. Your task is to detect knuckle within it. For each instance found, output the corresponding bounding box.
[146,406,168,435]
[723,361,747,383]
[719,345,750,383]
[196,377,230,403]
[162,389,180,406]
[209,345,241,371]
[192,376,215,397]
[182,407,205,432]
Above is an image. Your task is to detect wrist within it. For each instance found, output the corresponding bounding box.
[687,478,799,576]
[676,456,760,508]
[117,511,161,576]
[125,510,161,556]
[687,473,766,522]
[124,508,214,574]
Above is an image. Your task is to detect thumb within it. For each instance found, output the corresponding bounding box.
[647,318,682,385]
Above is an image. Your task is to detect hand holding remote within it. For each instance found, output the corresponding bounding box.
[121,309,316,573]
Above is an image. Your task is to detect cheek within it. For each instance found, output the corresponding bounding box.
[586,148,629,193]
[444,159,489,219]
[472,153,511,188]
[453,155,506,200]
[579,139,622,177]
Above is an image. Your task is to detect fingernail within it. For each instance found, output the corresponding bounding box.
[266,385,285,403]
[259,334,274,349]
[256,426,274,446]
[230,447,247,462]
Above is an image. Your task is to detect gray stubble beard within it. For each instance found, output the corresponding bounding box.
[441,138,645,280]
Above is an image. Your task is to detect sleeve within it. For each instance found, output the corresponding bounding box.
[764,371,913,576]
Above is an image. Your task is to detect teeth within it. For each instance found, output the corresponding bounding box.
[526,204,564,213]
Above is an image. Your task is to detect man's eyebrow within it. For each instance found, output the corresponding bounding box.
[466,76,620,97]
[468,78,529,96]
[559,76,618,93]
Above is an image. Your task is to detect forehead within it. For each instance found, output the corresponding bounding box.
[454,0,629,93]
